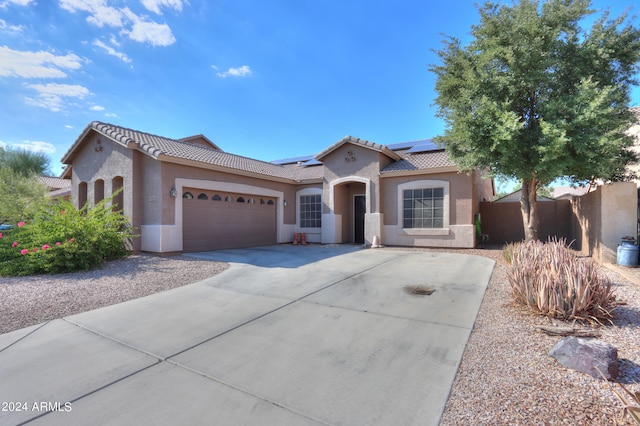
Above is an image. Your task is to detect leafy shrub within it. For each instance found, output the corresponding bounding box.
[507,239,616,324]
[0,194,133,276]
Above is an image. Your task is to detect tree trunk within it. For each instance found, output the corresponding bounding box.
[520,177,539,241]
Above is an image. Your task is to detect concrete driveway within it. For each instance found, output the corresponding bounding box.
[0,245,494,426]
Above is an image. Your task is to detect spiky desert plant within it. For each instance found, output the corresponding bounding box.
[597,367,640,424]
[507,239,616,324]
[502,242,517,264]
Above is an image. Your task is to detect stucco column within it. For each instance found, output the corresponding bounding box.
[365,213,383,247]
[322,213,342,244]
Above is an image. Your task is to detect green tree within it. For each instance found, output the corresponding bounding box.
[431,0,640,240]
[0,146,51,176]
[0,147,51,223]
[0,167,47,223]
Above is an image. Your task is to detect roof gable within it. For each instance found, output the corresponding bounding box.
[178,135,222,151]
[314,136,401,162]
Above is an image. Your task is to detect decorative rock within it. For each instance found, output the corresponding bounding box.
[549,337,618,380]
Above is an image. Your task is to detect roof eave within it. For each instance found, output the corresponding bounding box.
[380,166,459,177]
[156,155,299,184]
[61,122,138,164]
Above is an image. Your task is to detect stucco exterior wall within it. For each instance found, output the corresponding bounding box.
[159,162,307,225]
[137,160,323,252]
[379,171,475,248]
[321,143,384,214]
[380,172,472,225]
[572,182,637,264]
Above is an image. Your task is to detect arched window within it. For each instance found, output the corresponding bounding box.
[197,193,208,200]
[267,200,274,205]
[237,197,245,203]
[94,179,104,204]
[78,182,88,209]
[212,194,222,201]
[260,199,265,205]
[247,198,255,204]
[183,192,194,199]
[225,195,233,202]
[112,176,124,212]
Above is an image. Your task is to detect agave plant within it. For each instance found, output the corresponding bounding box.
[507,239,616,323]
[597,367,640,424]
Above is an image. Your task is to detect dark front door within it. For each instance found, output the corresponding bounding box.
[354,195,366,244]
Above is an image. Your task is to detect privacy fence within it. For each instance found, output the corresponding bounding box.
[479,182,638,264]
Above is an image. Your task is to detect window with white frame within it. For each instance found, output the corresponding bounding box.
[299,194,322,228]
[403,188,444,228]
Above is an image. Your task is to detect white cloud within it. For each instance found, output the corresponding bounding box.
[59,0,124,28]
[0,0,35,7]
[122,9,176,46]
[0,46,83,78]
[90,105,105,111]
[24,83,91,112]
[0,140,6,148]
[216,65,252,78]
[65,124,74,129]
[0,19,25,33]
[93,39,131,63]
[12,140,57,154]
[141,0,185,15]
[105,112,117,117]
[59,1,177,46]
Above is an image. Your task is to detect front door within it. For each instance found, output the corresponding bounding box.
[354,195,366,244]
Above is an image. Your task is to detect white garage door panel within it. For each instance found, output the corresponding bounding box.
[183,191,277,252]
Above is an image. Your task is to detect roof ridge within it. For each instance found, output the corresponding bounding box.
[92,121,178,144]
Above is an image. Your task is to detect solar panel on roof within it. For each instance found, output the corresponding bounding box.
[271,155,315,165]
[302,158,322,167]
[386,141,420,150]
[406,141,441,153]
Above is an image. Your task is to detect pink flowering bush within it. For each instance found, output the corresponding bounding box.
[0,191,132,276]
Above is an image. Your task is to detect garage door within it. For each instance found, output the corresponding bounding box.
[182,189,277,252]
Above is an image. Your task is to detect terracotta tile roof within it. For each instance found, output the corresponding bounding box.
[38,175,71,190]
[69,122,324,182]
[380,149,456,174]
[64,122,456,183]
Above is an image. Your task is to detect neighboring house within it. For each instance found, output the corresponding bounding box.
[38,175,71,201]
[550,186,590,201]
[624,106,640,184]
[493,189,555,203]
[493,186,591,203]
[60,122,494,253]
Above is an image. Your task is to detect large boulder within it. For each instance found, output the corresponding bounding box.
[549,337,618,380]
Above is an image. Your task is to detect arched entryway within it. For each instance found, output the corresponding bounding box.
[331,180,367,244]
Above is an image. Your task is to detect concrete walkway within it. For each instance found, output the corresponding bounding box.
[0,245,495,426]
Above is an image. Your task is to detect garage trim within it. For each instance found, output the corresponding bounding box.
[174,178,285,251]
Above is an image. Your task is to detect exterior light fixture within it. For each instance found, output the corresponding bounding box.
[169,187,177,198]
[283,200,288,207]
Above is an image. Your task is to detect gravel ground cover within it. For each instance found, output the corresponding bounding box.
[1,246,638,424]
[432,246,640,426]
[0,254,228,334]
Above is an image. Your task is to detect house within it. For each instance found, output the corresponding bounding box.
[38,175,72,201]
[60,122,494,253]
[492,189,555,203]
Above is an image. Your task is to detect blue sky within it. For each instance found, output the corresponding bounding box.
[1,0,638,178]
